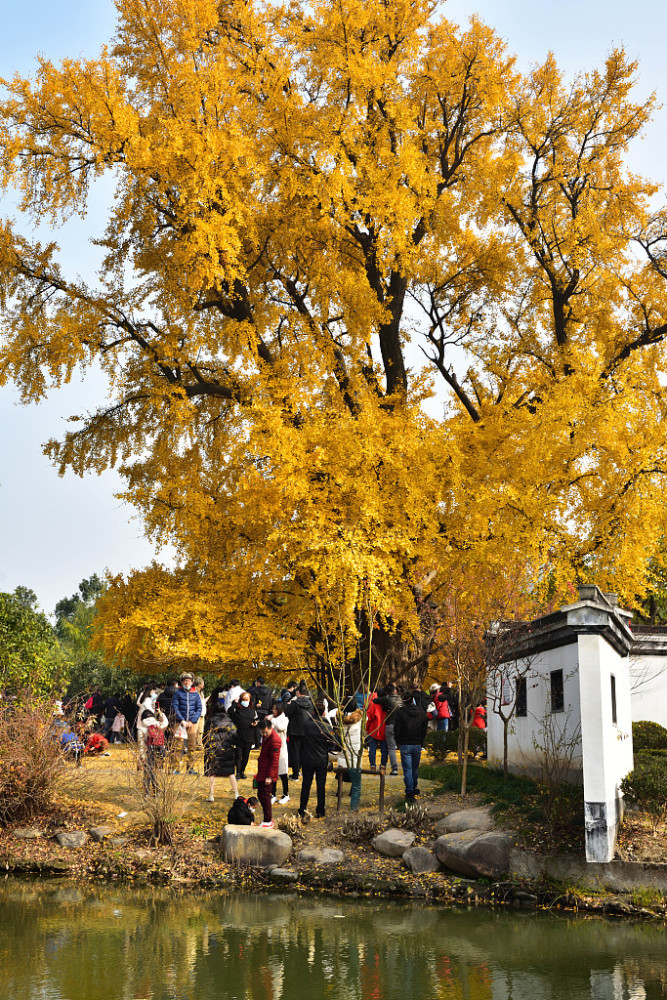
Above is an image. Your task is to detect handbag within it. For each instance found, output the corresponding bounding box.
[147,725,165,748]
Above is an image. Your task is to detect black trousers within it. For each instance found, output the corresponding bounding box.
[288,735,303,777]
[299,763,327,817]
[236,744,252,776]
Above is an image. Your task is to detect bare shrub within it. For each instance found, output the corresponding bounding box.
[532,708,583,827]
[120,743,200,846]
[339,813,384,843]
[0,695,67,826]
[278,813,304,836]
[385,804,430,832]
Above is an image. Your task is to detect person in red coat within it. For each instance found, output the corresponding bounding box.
[255,717,282,827]
[471,704,487,729]
[366,697,388,770]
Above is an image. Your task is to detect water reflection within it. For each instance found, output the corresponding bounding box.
[1,880,665,1000]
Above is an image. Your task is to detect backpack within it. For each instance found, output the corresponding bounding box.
[147,724,165,748]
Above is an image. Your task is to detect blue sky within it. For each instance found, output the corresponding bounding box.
[1,0,666,614]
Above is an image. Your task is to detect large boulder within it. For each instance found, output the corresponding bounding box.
[88,826,114,843]
[372,829,415,858]
[221,826,293,867]
[434,806,494,836]
[55,831,88,849]
[434,830,511,879]
[13,827,42,840]
[402,846,441,873]
[269,868,299,883]
[297,848,345,865]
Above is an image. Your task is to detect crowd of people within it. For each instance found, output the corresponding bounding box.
[52,674,487,829]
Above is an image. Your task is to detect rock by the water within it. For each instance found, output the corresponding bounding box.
[13,827,42,840]
[269,867,299,883]
[372,829,415,857]
[55,831,88,849]
[434,806,494,836]
[434,830,511,879]
[297,848,345,865]
[402,846,441,873]
[88,826,114,843]
[221,826,293,867]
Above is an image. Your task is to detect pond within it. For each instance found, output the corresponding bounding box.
[1,879,665,999]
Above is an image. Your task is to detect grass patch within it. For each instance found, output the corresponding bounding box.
[418,762,538,813]
[630,885,665,908]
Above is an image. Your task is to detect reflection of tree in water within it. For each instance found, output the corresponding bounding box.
[0,883,666,1000]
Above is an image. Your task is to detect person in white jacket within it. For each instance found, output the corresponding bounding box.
[270,703,290,804]
[224,680,244,710]
[137,706,169,794]
[337,702,364,811]
[136,684,159,762]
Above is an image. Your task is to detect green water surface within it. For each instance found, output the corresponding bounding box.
[0,880,665,999]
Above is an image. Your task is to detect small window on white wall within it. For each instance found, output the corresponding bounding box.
[550,669,564,713]
[516,677,527,717]
[611,674,617,726]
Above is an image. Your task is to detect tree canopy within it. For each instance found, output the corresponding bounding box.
[2,0,667,673]
[0,589,65,694]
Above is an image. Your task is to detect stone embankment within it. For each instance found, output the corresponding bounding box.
[3,804,666,921]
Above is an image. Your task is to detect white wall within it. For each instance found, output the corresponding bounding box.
[630,654,667,728]
[487,643,582,780]
[578,634,634,862]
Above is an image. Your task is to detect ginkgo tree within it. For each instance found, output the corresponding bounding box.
[1,0,667,674]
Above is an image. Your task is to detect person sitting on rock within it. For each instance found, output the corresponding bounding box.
[227,795,258,825]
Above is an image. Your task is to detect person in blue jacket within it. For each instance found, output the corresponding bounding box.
[171,671,202,773]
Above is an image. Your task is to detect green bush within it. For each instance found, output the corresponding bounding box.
[632,721,667,752]
[424,728,486,761]
[621,755,667,814]
[636,748,667,760]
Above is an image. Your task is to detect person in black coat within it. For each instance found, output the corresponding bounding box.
[283,682,315,779]
[440,682,459,730]
[120,693,138,737]
[393,693,429,802]
[157,681,177,718]
[250,676,272,748]
[298,705,336,819]
[102,693,122,737]
[228,692,257,778]
[279,680,297,704]
[204,695,239,802]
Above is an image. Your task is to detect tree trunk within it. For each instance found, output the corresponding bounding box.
[461,724,470,796]
[503,719,509,780]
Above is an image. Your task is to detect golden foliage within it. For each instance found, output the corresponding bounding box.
[1,0,667,668]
